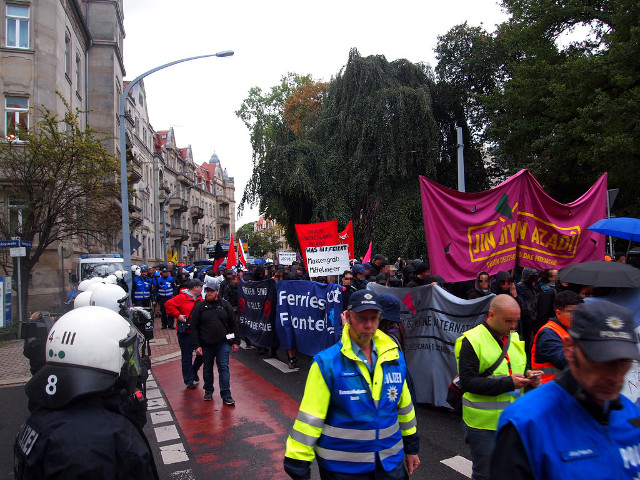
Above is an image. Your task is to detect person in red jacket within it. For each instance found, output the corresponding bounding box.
[165,279,203,389]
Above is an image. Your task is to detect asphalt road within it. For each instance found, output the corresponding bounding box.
[1,346,472,479]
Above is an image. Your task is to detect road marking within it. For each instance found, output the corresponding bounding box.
[441,455,472,478]
[170,469,195,480]
[155,424,180,443]
[263,357,299,373]
[147,397,167,410]
[160,443,189,464]
[146,388,162,399]
[150,410,173,425]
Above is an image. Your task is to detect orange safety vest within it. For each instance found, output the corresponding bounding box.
[531,320,567,383]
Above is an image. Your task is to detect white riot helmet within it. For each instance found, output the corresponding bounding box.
[25,306,143,408]
[104,274,118,285]
[77,277,102,292]
[73,291,93,309]
[90,284,128,314]
[85,281,105,292]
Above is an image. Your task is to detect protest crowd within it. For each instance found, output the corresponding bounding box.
[14,168,640,479]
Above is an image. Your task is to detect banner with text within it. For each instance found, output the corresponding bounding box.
[279,251,297,266]
[295,220,339,267]
[420,169,608,282]
[276,280,342,356]
[306,244,350,277]
[238,279,278,348]
[368,283,494,407]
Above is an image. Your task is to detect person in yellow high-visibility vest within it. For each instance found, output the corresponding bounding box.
[455,294,542,480]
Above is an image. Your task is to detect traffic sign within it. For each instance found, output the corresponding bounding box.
[0,239,32,248]
[10,247,26,257]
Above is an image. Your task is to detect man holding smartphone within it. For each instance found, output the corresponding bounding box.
[493,301,640,479]
[456,294,542,480]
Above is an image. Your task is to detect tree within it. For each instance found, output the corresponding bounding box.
[236,222,254,240]
[248,226,284,258]
[237,50,489,258]
[435,0,640,216]
[0,100,121,312]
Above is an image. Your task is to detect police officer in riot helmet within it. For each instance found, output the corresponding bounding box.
[14,306,159,479]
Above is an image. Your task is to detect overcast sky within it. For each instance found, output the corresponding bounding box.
[122,0,509,228]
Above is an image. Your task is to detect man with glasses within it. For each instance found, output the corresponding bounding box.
[492,301,640,479]
[284,290,420,479]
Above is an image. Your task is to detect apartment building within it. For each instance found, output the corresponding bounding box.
[0,1,235,312]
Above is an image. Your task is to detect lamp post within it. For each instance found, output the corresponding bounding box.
[161,182,205,264]
[118,50,234,290]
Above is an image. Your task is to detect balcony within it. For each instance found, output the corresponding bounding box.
[169,227,189,240]
[159,182,170,194]
[190,206,204,220]
[178,173,194,186]
[168,197,188,213]
[218,195,231,205]
[218,215,230,225]
[191,232,204,245]
[130,213,143,228]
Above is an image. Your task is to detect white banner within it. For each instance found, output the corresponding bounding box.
[305,244,350,276]
[279,251,297,265]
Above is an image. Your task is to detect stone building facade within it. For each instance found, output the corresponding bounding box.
[0,1,235,313]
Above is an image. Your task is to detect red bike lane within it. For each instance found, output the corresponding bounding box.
[153,357,301,479]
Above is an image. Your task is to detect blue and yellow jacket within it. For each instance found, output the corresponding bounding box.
[285,324,419,476]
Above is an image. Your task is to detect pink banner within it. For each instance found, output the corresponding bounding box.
[420,170,608,282]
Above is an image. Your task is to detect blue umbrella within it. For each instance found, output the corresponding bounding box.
[588,217,640,242]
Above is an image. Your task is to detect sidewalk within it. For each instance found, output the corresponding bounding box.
[0,317,181,387]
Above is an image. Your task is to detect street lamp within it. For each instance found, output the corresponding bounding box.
[118,50,234,290]
[161,182,205,263]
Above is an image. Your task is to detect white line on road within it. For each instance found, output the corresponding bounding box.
[170,469,196,480]
[440,455,472,478]
[160,443,189,464]
[150,410,173,425]
[263,357,299,373]
[155,424,180,443]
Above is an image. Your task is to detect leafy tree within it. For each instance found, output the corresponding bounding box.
[435,0,640,216]
[248,226,284,258]
[238,50,488,258]
[0,100,121,312]
[236,222,254,240]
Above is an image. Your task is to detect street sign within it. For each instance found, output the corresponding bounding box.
[117,234,142,255]
[9,247,26,257]
[0,239,32,248]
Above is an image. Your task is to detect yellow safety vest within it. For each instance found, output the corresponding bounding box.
[455,324,526,430]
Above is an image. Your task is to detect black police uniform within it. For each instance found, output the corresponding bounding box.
[15,363,158,480]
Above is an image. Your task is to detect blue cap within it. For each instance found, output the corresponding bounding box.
[347,290,382,313]
[378,294,401,323]
[353,264,365,275]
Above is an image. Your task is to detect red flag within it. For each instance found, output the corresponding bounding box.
[237,239,247,269]
[402,292,416,315]
[212,241,225,274]
[338,220,355,259]
[295,220,339,266]
[362,241,373,263]
[226,234,236,269]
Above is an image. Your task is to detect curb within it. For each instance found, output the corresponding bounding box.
[0,376,31,388]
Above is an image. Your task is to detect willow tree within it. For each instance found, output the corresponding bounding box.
[238,50,488,258]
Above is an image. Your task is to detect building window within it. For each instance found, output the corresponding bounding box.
[6,5,29,48]
[5,96,28,140]
[64,32,71,77]
[75,54,81,94]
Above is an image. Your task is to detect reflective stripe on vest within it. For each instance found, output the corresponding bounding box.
[531,320,567,383]
[455,325,527,430]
